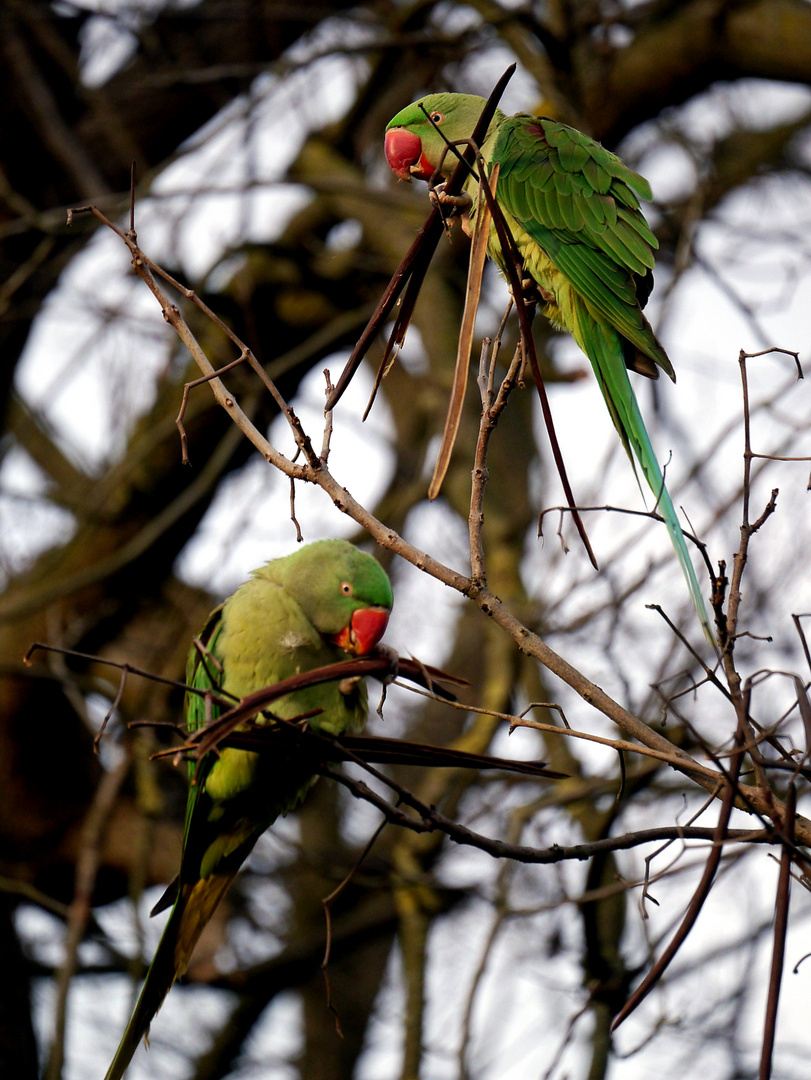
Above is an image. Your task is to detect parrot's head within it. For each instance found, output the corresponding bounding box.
[385,93,497,183]
[272,539,393,657]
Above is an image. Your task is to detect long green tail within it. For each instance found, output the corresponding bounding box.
[104,903,184,1080]
[104,873,235,1080]
[578,314,715,645]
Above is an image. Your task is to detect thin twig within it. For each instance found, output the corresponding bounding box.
[44,754,132,1080]
[759,782,796,1080]
[331,767,770,865]
[321,369,335,462]
[792,614,811,678]
[469,321,522,582]
[321,816,388,1037]
[611,728,746,1029]
[175,353,249,465]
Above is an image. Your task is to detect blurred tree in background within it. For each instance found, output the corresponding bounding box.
[2,1,811,1078]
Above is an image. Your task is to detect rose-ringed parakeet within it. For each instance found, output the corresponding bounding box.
[104,539,392,1080]
[384,93,714,643]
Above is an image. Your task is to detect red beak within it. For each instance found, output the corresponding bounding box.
[331,606,390,656]
[385,128,433,182]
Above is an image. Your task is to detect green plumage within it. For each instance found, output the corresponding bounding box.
[104,539,393,1080]
[386,94,713,642]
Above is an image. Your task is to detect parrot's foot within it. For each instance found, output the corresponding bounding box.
[369,644,400,719]
[535,282,555,304]
[512,278,553,307]
[372,643,400,684]
[429,181,473,216]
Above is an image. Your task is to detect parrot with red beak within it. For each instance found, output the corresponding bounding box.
[385,92,713,644]
[104,539,392,1079]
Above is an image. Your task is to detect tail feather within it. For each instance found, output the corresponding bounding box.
[103,902,184,1080]
[578,313,716,645]
[104,874,236,1080]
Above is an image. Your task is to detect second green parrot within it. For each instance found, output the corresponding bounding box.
[104,538,393,1079]
[385,93,713,642]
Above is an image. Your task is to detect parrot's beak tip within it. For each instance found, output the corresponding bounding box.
[385,127,423,183]
[330,606,391,656]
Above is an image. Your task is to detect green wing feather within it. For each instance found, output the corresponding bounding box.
[492,116,672,375]
[486,114,712,641]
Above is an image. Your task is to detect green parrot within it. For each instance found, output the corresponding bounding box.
[385,93,714,643]
[104,539,393,1080]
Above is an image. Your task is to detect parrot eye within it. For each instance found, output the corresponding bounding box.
[340,581,354,597]
[429,111,444,125]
